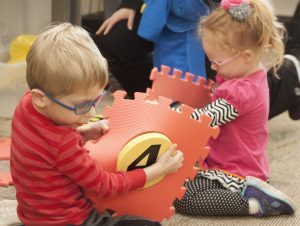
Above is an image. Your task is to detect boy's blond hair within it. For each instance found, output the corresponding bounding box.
[199,0,285,73]
[26,23,108,96]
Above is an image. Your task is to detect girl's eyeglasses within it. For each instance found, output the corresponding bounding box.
[43,90,105,115]
[210,53,240,68]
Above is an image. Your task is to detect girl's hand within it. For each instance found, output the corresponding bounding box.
[77,119,109,142]
[96,8,136,35]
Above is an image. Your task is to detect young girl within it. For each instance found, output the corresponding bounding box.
[174,0,296,217]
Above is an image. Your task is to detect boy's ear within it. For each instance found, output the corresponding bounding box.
[30,89,48,108]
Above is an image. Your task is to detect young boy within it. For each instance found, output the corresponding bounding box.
[10,23,184,226]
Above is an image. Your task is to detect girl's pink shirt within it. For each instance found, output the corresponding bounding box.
[204,69,270,181]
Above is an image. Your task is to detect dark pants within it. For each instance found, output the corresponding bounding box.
[74,209,161,226]
[286,1,300,58]
[268,58,300,119]
[93,9,299,119]
[174,176,249,216]
[93,13,153,98]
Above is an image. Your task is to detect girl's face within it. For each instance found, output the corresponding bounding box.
[203,38,255,80]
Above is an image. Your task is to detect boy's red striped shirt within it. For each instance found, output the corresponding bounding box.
[10,92,146,226]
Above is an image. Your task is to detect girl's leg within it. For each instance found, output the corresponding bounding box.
[174,177,249,216]
[174,175,296,217]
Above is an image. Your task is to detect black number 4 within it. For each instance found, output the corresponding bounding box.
[127,144,161,171]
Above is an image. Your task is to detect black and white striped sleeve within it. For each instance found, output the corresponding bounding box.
[191,98,239,126]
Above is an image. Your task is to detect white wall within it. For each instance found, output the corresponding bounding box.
[0,0,110,47]
[271,0,298,16]
[80,0,120,18]
[0,0,298,47]
[81,0,103,15]
[0,0,52,46]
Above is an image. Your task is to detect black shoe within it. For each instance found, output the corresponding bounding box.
[283,55,300,120]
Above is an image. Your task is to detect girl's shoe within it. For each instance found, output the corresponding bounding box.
[242,176,296,217]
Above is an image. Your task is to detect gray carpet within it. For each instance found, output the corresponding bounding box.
[0,111,299,225]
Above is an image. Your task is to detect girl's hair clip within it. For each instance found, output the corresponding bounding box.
[221,0,253,22]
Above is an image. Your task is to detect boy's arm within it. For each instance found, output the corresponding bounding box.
[57,132,146,198]
[77,120,109,143]
[144,144,183,182]
[57,134,183,198]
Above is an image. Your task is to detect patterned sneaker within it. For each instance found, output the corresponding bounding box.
[242,176,296,217]
[284,54,300,120]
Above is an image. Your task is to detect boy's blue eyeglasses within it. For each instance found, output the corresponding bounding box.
[42,90,105,115]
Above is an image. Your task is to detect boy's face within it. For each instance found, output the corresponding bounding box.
[38,85,103,129]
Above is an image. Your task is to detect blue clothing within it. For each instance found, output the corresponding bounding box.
[138,0,210,78]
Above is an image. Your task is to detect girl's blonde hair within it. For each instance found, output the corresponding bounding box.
[199,0,285,74]
[26,23,108,96]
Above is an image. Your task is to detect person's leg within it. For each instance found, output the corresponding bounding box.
[77,209,111,226]
[111,215,161,226]
[286,2,300,59]
[268,54,300,120]
[174,176,249,216]
[79,209,161,226]
[93,13,154,98]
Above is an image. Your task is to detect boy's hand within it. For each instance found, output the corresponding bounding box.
[144,144,184,182]
[157,144,184,174]
[77,119,109,142]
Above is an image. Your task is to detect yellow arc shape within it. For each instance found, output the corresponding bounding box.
[117,132,172,188]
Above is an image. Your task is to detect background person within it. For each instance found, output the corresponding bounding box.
[94,0,300,120]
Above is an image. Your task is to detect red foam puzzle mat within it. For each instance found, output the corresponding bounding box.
[147,65,214,109]
[0,138,11,160]
[0,172,13,186]
[85,91,219,221]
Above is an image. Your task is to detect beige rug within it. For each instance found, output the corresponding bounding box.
[1,111,299,226]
